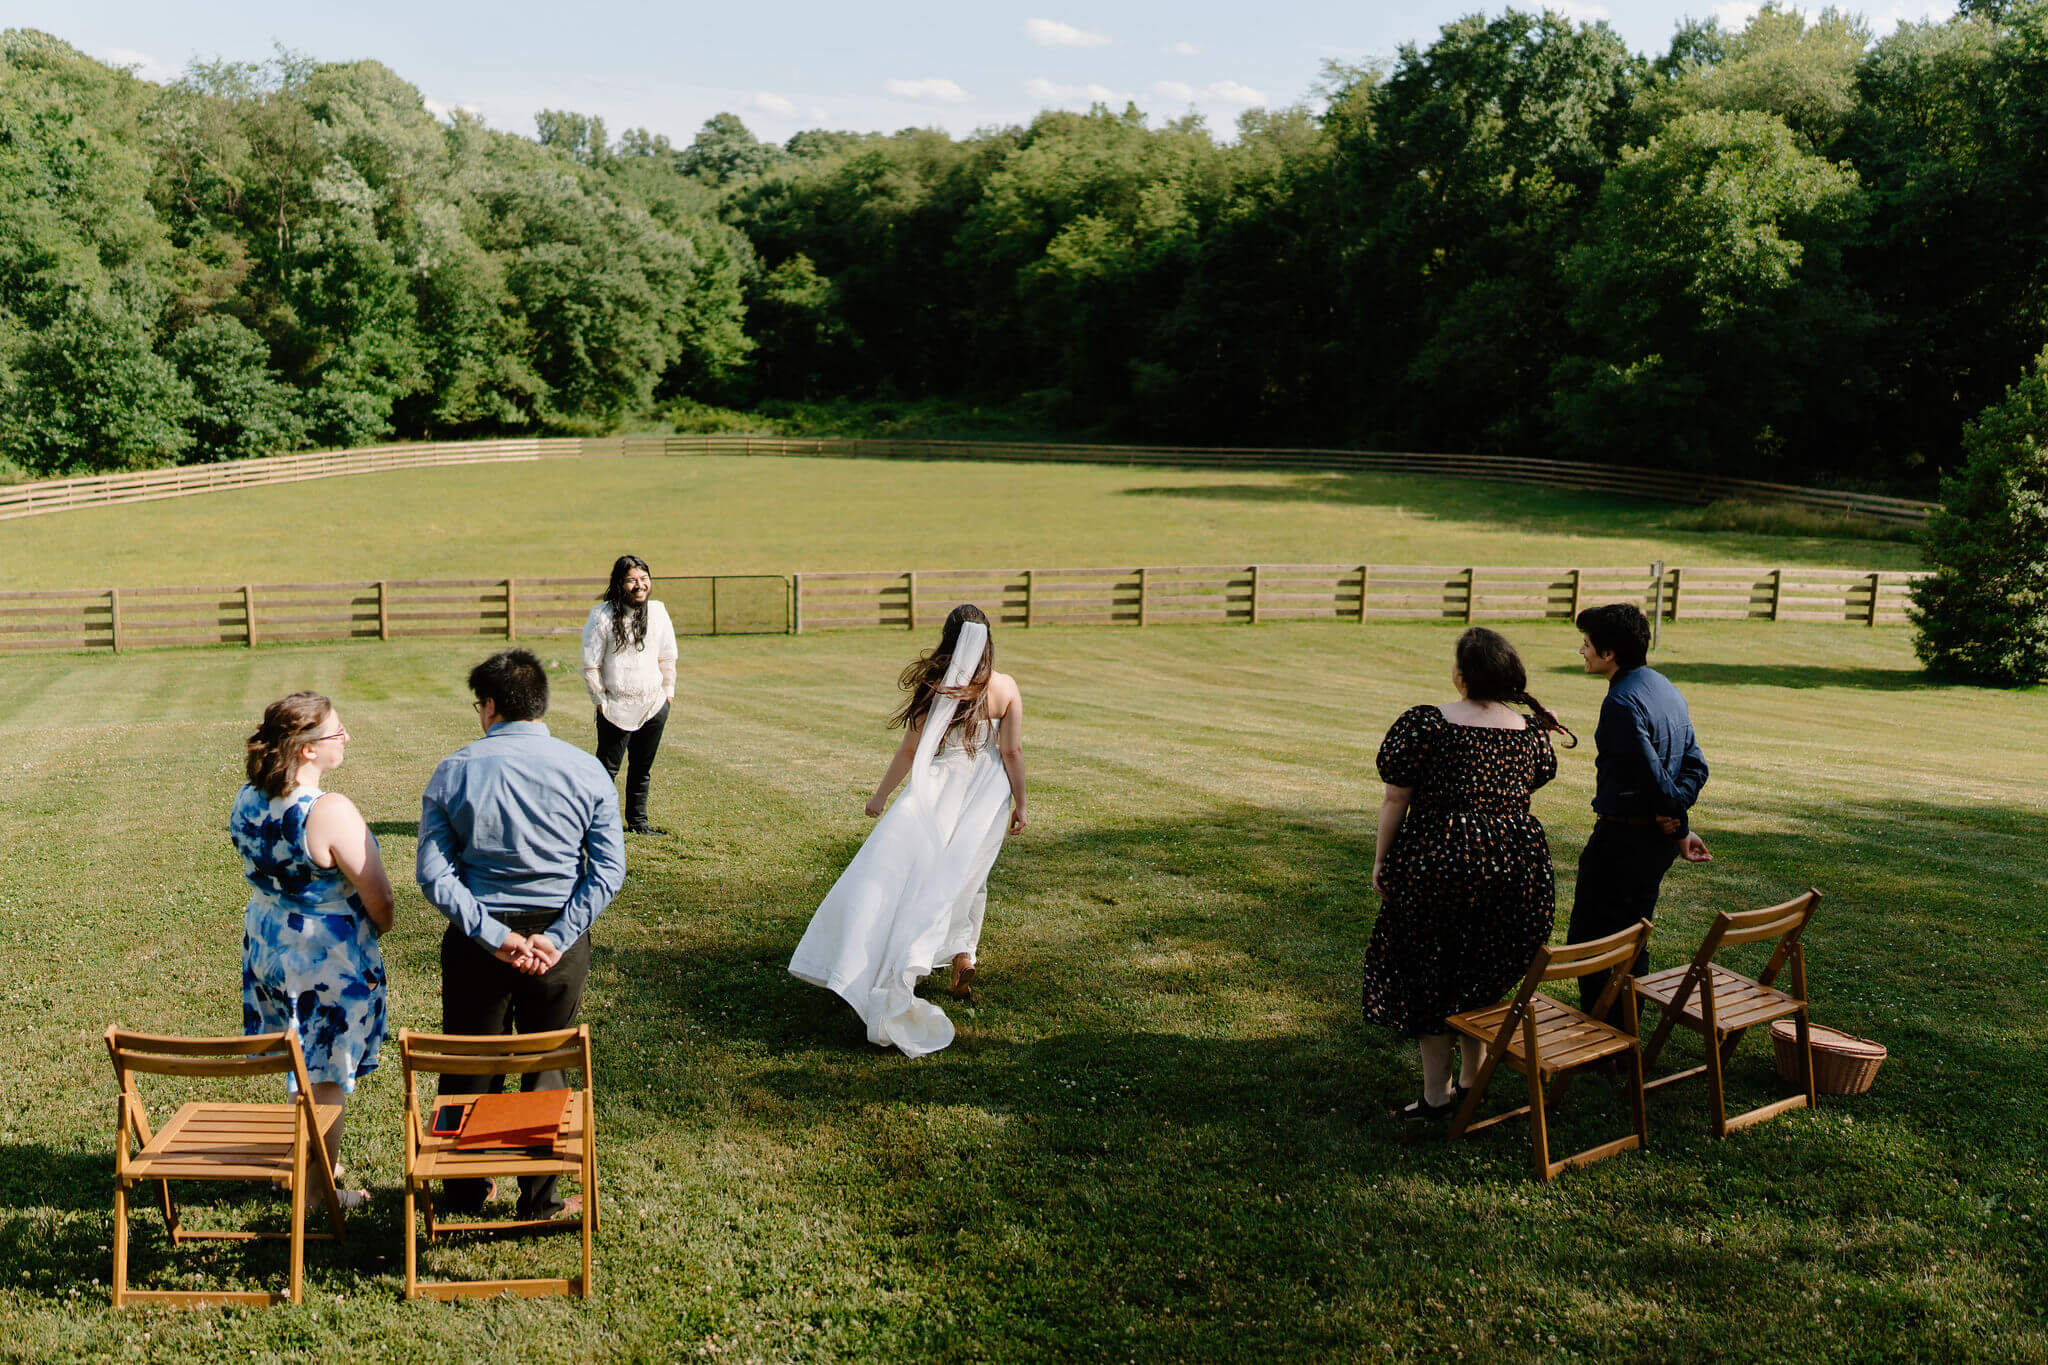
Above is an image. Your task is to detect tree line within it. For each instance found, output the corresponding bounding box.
[4,4,2047,491]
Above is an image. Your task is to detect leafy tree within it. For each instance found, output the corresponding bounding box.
[536,109,609,166]
[1554,108,1871,473]
[1329,11,1642,451]
[2,293,194,474]
[1647,4,1872,151]
[679,113,786,186]
[1910,348,2048,682]
[167,313,306,460]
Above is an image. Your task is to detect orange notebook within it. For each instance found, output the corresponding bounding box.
[453,1088,570,1149]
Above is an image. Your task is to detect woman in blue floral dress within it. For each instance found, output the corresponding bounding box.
[230,691,396,1205]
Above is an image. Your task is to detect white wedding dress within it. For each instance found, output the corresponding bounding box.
[789,622,1013,1057]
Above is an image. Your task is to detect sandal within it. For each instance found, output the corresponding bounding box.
[1398,1094,1458,1123]
[948,955,977,1000]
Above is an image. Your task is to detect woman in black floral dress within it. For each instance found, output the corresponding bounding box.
[1362,628,1573,1120]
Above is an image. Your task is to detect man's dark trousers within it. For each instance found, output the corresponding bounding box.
[594,700,669,830]
[437,912,591,1218]
[1567,819,1680,1021]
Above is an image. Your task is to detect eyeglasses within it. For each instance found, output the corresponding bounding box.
[472,700,487,713]
[309,728,348,744]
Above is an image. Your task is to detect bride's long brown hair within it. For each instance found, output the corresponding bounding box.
[891,604,994,753]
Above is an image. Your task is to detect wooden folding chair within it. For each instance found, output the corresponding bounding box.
[105,1027,346,1308]
[1635,889,1821,1137]
[400,1026,598,1300]
[1445,920,1654,1182]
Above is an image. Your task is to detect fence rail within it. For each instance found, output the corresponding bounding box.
[0,564,1920,657]
[0,435,1937,525]
[0,574,789,655]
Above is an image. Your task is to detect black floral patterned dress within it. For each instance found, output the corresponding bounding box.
[1361,705,1558,1037]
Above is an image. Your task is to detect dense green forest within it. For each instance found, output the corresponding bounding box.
[4,3,2046,490]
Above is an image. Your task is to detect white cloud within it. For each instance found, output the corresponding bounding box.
[1545,0,1612,21]
[101,47,179,84]
[808,105,832,123]
[1205,80,1267,107]
[1712,1,1762,28]
[1025,18,1112,48]
[1166,41,1200,57]
[748,91,798,117]
[422,97,483,122]
[1024,77,1130,106]
[884,77,969,103]
[1152,79,1268,109]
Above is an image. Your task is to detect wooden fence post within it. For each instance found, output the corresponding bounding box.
[711,576,720,636]
[1024,570,1035,628]
[505,578,518,641]
[1569,568,1583,619]
[377,580,391,641]
[791,573,803,635]
[1771,568,1784,622]
[1358,565,1370,624]
[1669,567,1682,622]
[1136,566,1148,627]
[1650,561,1664,652]
[1249,564,1261,625]
[243,584,257,648]
[1867,571,1881,627]
[1464,567,1477,623]
[905,571,917,630]
[109,587,122,654]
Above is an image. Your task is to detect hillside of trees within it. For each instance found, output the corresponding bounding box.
[5,4,2046,491]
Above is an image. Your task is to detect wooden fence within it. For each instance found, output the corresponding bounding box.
[792,564,1922,633]
[0,435,1937,525]
[0,563,1917,656]
[0,574,790,655]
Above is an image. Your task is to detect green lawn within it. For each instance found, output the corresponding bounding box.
[0,455,1922,591]
[0,621,2040,1361]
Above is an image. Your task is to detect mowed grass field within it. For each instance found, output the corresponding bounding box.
[0,620,2042,1361]
[0,455,1921,589]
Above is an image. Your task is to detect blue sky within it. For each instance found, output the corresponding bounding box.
[39,1,1957,144]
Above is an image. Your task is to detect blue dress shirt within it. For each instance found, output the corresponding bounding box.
[1590,666,1709,833]
[417,720,626,950]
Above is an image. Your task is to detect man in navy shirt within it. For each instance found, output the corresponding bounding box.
[1569,603,1711,1019]
[419,648,625,1218]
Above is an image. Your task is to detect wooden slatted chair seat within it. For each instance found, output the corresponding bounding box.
[400,1026,598,1301]
[1636,889,1821,1138]
[1455,995,1638,1077]
[1635,963,1804,1033]
[107,1027,346,1308]
[409,1091,590,1184]
[1446,919,1654,1182]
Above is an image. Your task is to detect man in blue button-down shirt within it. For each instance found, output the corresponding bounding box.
[418,648,625,1219]
[1567,603,1711,1021]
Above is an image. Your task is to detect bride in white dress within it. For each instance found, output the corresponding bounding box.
[789,605,1028,1057]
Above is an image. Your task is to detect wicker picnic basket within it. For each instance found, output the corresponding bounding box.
[1771,1020,1886,1095]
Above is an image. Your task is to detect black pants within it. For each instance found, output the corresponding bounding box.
[1567,820,1680,1022]
[594,700,669,830]
[437,917,591,1218]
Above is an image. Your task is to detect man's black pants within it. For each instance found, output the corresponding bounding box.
[1566,820,1680,1022]
[594,700,669,830]
[438,915,591,1218]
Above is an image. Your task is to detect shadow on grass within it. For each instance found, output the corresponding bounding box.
[1121,475,1916,567]
[367,820,418,839]
[1541,660,1939,691]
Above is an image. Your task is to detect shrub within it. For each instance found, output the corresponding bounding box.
[1910,348,2048,684]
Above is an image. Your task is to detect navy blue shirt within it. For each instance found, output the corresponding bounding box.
[1591,666,1708,832]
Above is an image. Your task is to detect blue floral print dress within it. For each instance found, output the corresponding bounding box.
[229,783,387,1090]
